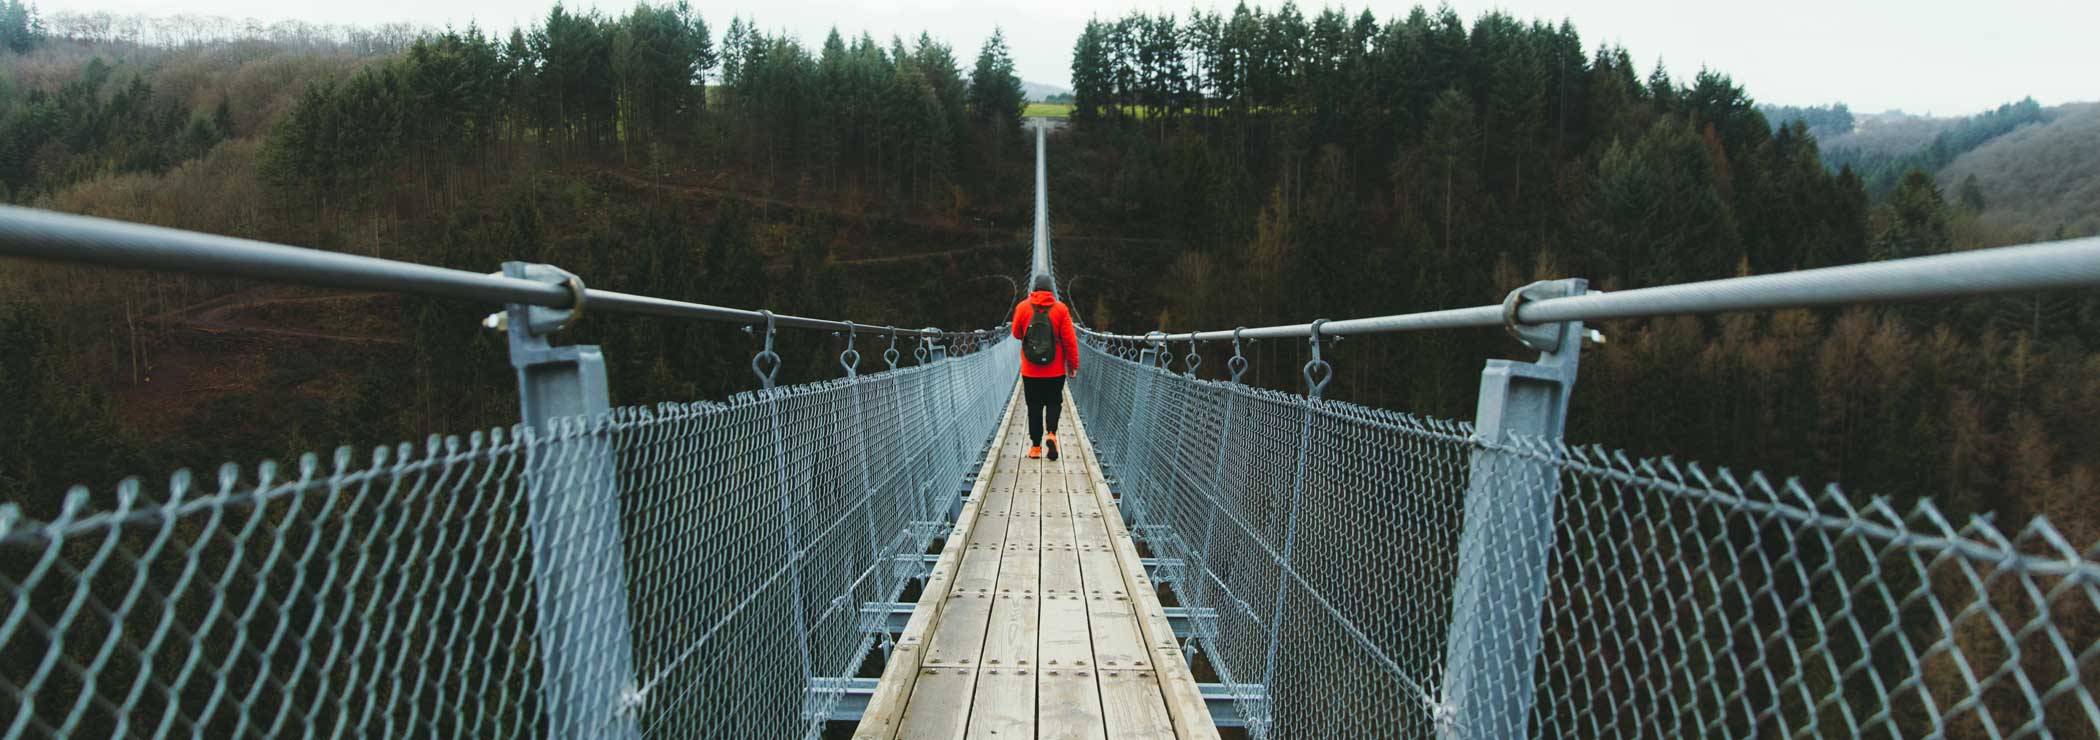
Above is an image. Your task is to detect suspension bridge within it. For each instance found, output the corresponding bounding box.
[2,123,2098,739]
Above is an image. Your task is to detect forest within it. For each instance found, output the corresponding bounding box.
[0,2,1035,510]
[1816,97,2049,198]
[0,1,2095,552]
[1051,5,2098,547]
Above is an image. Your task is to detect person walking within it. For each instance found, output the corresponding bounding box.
[1011,273,1078,460]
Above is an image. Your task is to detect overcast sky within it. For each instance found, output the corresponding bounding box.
[37,0,2097,116]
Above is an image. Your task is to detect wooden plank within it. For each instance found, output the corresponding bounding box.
[964,668,1036,739]
[1039,519,1084,595]
[950,545,1004,595]
[854,384,1023,740]
[1038,668,1108,740]
[894,665,978,740]
[979,473,1042,669]
[1040,478,1078,551]
[1097,668,1177,740]
[1080,587,1151,671]
[1038,459,1093,680]
[923,589,996,667]
[971,439,1042,740]
[1074,510,1146,670]
[975,596,1041,690]
[955,458,1014,593]
[1064,393,1223,740]
[1036,591,1094,670]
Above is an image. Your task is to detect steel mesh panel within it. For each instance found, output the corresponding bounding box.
[1071,340,1475,736]
[0,437,551,739]
[1071,337,2100,739]
[0,337,1019,739]
[1527,442,2100,739]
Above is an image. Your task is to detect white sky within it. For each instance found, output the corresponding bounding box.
[36,0,2099,116]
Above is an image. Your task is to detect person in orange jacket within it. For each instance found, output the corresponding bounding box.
[1011,273,1079,460]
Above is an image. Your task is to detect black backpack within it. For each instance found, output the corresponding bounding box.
[1023,304,1058,365]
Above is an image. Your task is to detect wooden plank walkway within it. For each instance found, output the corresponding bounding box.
[853,384,1220,740]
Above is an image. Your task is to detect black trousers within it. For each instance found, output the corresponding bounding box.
[1022,375,1065,444]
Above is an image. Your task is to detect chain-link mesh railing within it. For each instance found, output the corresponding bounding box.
[0,337,1019,739]
[1071,337,2100,739]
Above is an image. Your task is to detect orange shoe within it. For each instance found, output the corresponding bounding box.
[1045,433,1060,461]
[1028,445,1043,459]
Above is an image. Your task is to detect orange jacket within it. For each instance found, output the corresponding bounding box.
[1011,291,1079,378]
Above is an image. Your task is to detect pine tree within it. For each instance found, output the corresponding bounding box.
[0,0,43,54]
[1958,174,1987,213]
[1218,3,1260,117]
[1185,10,1223,117]
[212,97,234,137]
[968,28,1025,128]
[720,17,751,88]
[1874,170,1951,260]
[1422,87,1477,255]
[1587,115,1741,285]
[814,29,850,192]
[1070,20,1110,123]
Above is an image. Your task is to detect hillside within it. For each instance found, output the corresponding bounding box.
[1820,110,1951,154]
[1021,80,1070,101]
[1938,102,2100,240]
[1766,97,2095,240]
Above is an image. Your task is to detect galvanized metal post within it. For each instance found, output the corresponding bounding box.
[499,262,641,739]
[1438,278,1588,739]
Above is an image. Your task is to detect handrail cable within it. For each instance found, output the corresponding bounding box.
[1089,235,2100,342]
[0,205,980,340]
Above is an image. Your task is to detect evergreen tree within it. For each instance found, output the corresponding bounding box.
[1875,170,1951,260]
[968,28,1025,128]
[1958,174,1987,213]
[1070,21,1110,122]
[1646,61,1678,111]
[533,5,616,149]
[1421,87,1477,255]
[212,97,234,137]
[611,3,710,154]
[1587,114,1741,285]
[501,28,539,144]
[0,0,42,54]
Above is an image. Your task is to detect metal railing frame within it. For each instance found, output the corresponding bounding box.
[1075,235,2100,738]
[0,203,1006,738]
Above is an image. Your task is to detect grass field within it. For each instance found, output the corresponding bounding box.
[1024,102,1073,118]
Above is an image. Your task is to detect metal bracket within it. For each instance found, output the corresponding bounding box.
[516,263,588,336]
[923,328,947,362]
[497,261,639,739]
[1139,331,1168,369]
[502,262,610,430]
[1501,279,1581,352]
[1440,276,1588,739]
